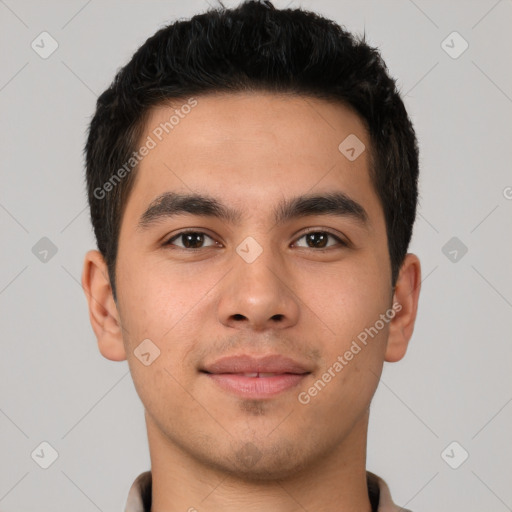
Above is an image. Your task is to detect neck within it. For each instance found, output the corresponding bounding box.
[146,411,372,512]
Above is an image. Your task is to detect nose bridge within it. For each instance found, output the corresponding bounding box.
[216,234,299,330]
[234,234,286,305]
[236,237,283,295]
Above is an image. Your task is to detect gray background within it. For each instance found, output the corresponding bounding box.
[1,0,511,510]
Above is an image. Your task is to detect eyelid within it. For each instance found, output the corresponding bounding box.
[163,228,349,249]
[164,229,221,248]
[292,228,349,248]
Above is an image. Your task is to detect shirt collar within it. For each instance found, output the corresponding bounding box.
[124,470,411,512]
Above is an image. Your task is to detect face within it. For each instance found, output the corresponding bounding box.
[98,92,414,479]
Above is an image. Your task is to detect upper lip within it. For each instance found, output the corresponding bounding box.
[201,354,312,374]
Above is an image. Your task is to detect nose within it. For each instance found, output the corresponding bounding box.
[216,244,300,332]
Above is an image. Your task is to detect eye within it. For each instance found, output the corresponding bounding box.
[293,231,347,249]
[164,231,218,249]
[163,230,346,250]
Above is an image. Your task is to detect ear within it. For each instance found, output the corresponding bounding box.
[81,250,126,361]
[385,253,421,362]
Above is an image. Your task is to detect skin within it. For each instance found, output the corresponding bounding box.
[82,92,421,512]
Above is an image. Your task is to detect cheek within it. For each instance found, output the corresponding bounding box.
[295,259,390,343]
[116,258,225,402]
[116,253,213,339]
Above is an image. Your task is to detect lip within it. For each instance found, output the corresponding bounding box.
[201,354,312,399]
[202,354,312,375]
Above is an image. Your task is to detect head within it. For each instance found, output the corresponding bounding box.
[83,0,421,481]
[86,0,419,300]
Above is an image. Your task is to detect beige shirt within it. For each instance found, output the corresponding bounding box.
[124,470,412,511]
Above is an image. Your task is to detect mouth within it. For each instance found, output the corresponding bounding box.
[200,354,312,399]
[214,372,292,378]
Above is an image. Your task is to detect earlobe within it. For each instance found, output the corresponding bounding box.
[384,253,421,363]
[81,250,127,361]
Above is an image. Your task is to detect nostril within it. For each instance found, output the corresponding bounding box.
[271,314,284,321]
[232,314,245,321]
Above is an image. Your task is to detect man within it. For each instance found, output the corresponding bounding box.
[81,1,421,510]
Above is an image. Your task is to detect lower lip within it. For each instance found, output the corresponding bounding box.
[204,373,308,399]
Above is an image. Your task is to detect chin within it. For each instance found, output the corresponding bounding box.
[202,440,313,483]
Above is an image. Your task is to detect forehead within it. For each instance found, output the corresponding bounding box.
[122,91,382,228]
[145,91,368,154]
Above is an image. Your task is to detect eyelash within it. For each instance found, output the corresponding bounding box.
[163,229,348,250]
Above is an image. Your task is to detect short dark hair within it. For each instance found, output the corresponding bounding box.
[85,0,419,301]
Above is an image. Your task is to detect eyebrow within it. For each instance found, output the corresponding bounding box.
[137,191,369,230]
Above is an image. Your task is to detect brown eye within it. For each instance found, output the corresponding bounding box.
[294,231,345,249]
[166,231,216,249]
